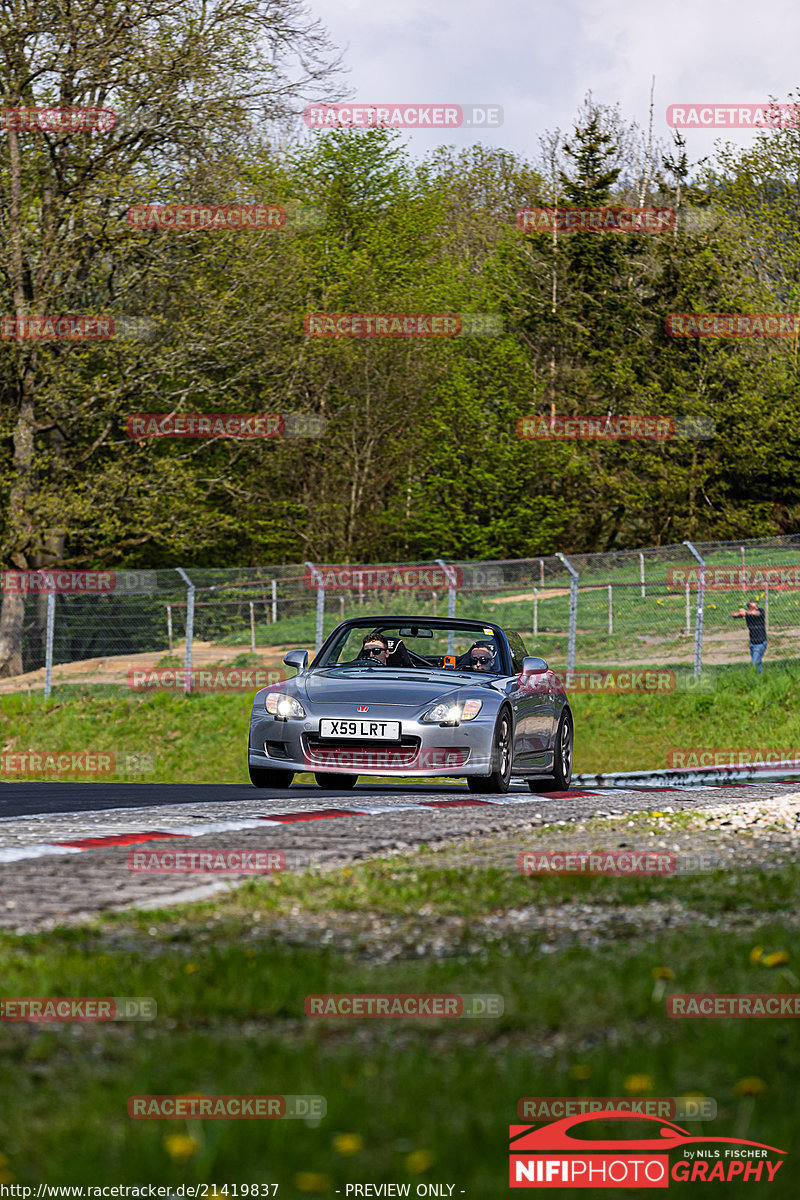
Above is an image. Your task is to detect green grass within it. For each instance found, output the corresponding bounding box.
[3,660,799,781]
[0,860,797,1191]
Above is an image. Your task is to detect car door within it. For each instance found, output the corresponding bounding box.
[505,629,555,766]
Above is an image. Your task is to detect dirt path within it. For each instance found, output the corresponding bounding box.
[0,640,306,694]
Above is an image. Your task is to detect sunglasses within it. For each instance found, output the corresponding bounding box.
[363,645,386,656]
[471,655,493,665]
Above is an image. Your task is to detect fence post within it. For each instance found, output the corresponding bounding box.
[339,596,345,622]
[538,558,545,587]
[305,562,325,652]
[608,584,613,635]
[43,591,56,700]
[436,559,458,653]
[175,568,195,693]
[533,587,538,637]
[556,552,579,683]
[432,591,437,618]
[683,542,705,675]
[271,579,277,624]
[765,581,769,633]
[639,552,645,598]
[685,582,690,636]
[249,601,256,652]
[167,604,173,652]
[740,545,745,591]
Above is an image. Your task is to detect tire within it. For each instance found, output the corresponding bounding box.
[467,709,512,794]
[249,764,295,788]
[315,773,358,789]
[527,709,573,792]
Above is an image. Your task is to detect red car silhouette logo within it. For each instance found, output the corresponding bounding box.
[510,1111,785,1154]
[357,705,368,712]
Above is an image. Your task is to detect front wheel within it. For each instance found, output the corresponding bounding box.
[467,710,512,794]
[249,764,295,788]
[315,773,358,789]
[527,709,573,792]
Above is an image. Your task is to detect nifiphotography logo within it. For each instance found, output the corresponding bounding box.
[508,1112,786,1187]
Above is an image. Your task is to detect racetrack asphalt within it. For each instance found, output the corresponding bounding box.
[0,777,797,933]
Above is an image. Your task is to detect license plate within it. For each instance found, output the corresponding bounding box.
[319,719,401,740]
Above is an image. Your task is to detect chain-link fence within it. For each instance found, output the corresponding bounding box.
[4,534,799,695]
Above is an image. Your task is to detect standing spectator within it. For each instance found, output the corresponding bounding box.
[732,600,767,674]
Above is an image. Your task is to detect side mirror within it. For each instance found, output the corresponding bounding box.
[522,656,548,674]
[283,649,309,672]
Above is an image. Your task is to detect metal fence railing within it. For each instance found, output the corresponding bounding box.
[3,534,799,696]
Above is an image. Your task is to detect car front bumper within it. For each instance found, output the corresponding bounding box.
[248,710,497,777]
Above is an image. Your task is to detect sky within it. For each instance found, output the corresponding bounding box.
[302,0,800,173]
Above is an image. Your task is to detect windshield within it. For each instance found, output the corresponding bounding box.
[315,621,506,675]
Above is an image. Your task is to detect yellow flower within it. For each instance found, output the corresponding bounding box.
[733,1077,767,1097]
[652,967,674,980]
[185,963,198,974]
[749,946,763,964]
[570,1064,591,1080]
[333,1133,364,1156]
[294,1173,331,1193]
[363,1062,379,1077]
[623,1075,654,1094]
[164,1134,200,1162]
[0,1171,13,1185]
[406,1149,435,1174]
[651,812,664,818]
[762,951,789,967]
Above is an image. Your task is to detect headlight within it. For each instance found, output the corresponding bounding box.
[265,693,305,719]
[422,699,482,725]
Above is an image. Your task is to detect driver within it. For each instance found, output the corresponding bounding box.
[359,631,389,664]
[467,641,497,672]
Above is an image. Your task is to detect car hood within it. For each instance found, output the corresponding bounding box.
[301,668,494,708]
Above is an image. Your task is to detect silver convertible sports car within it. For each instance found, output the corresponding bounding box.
[248,616,573,793]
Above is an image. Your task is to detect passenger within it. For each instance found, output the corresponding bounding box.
[467,641,497,672]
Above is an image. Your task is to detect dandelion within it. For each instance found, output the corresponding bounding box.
[733,1077,767,1097]
[570,1064,591,1081]
[184,962,198,975]
[406,1149,435,1174]
[652,967,674,980]
[294,1173,331,1193]
[164,1134,200,1162]
[333,1133,364,1156]
[749,946,763,964]
[623,1074,654,1094]
[762,950,789,967]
